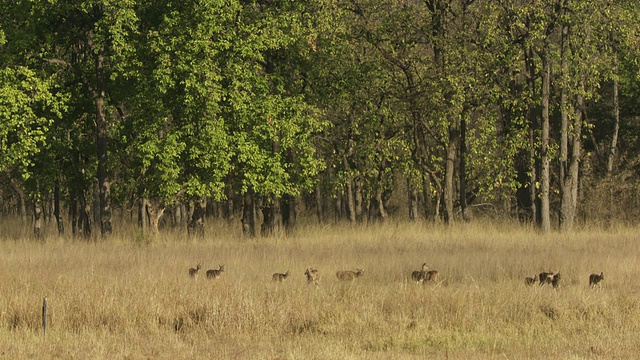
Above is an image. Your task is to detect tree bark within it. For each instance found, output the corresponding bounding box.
[539,46,551,232]
[54,180,64,235]
[444,118,459,224]
[188,198,206,237]
[241,188,257,237]
[282,194,297,232]
[607,49,619,174]
[33,197,43,239]
[408,179,418,222]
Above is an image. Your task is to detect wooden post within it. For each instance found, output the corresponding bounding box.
[42,297,47,337]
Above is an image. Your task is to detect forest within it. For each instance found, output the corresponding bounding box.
[1,0,640,238]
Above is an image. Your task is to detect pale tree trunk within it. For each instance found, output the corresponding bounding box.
[459,113,471,222]
[33,197,43,239]
[147,200,166,236]
[526,45,538,223]
[138,198,148,234]
[354,177,364,222]
[444,117,459,224]
[10,178,27,223]
[408,179,418,222]
[540,47,551,232]
[94,48,112,237]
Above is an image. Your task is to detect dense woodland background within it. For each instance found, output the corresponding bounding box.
[1,0,640,239]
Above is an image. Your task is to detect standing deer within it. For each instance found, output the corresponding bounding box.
[272,270,290,282]
[524,275,537,286]
[206,265,225,279]
[188,264,201,277]
[411,263,429,284]
[336,268,364,281]
[589,272,604,288]
[304,268,320,286]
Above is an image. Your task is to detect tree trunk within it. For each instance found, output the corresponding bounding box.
[188,198,206,237]
[147,200,166,236]
[315,182,325,224]
[10,178,27,223]
[33,197,43,239]
[539,47,551,232]
[261,194,281,237]
[444,118,459,224]
[408,179,418,222]
[93,44,112,237]
[241,188,257,237]
[459,113,471,222]
[54,180,64,235]
[526,45,538,224]
[138,198,148,234]
[354,176,364,222]
[282,194,297,232]
[607,49,619,173]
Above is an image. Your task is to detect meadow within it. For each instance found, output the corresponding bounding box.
[1,219,640,359]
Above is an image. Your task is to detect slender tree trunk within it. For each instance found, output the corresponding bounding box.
[94,44,112,237]
[138,198,148,234]
[459,113,471,221]
[408,179,418,222]
[559,20,571,231]
[315,183,324,224]
[607,50,619,173]
[526,46,538,223]
[444,118,459,224]
[33,197,43,239]
[354,176,364,222]
[540,47,551,232]
[10,178,27,223]
[54,180,64,235]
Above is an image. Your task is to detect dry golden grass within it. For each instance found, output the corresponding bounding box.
[2,219,640,359]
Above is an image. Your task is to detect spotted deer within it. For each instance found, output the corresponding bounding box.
[336,268,364,281]
[524,275,537,286]
[206,265,225,279]
[589,272,604,288]
[272,270,290,282]
[411,263,429,284]
[188,264,201,277]
[304,268,320,286]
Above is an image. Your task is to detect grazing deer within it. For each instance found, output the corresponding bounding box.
[524,275,537,286]
[551,273,561,289]
[188,264,201,277]
[206,265,225,279]
[589,272,604,288]
[272,271,290,282]
[336,268,364,281]
[304,268,320,286]
[411,263,429,284]
[539,271,555,286]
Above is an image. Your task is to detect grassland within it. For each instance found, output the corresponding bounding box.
[1,220,640,359]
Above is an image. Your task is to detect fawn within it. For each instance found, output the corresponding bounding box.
[188,264,201,277]
[304,268,320,286]
[589,272,604,288]
[424,270,439,283]
[206,265,225,279]
[272,270,290,282]
[336,268,364,281]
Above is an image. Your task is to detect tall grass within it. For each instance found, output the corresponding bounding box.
[1,219,640,359]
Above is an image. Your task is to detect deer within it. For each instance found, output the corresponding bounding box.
[424,269,439,283]
[206,265,225,279]
[411,263,429,284]
[272,270,290,282]
[524,275,537,286]
[589,272,604,288]
[188,264,201,277]
[304,268,320,286]
[539,271,555,286]
[336,268,364,281]
[551,273,561,289]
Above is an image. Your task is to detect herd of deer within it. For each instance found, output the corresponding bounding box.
[525,271,605,289]
[188,262,605,289]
